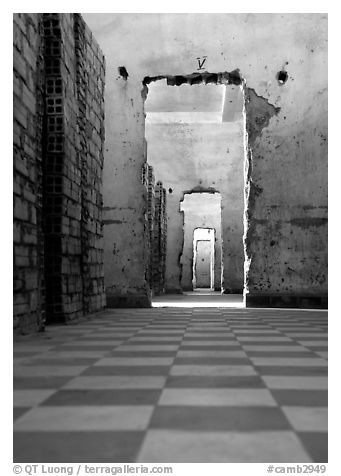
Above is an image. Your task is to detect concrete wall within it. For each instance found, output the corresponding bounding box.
[13,13,106,333]
[83,13,328,308]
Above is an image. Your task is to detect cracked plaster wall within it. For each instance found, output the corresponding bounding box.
[83,13,328,307]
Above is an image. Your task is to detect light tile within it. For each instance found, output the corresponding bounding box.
[117,345,179,351]
[185,333,234,337]
[137,430,312,462]
[128,337,182,342]
[283,333,327,337]
[297,341,328,347]
[158,388,277,406]
[282,407,328,432]
[63,376,166,389]
[137,330,183,335]
[14,406,154,431]
[238,337,293,342]
[176,350,246,357]
[233,330,280,334]
[180,341,238,346]
[13,390,56,407]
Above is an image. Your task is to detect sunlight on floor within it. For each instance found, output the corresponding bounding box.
[152,291,244,308]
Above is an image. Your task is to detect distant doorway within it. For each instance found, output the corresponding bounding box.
[193,228,215,290]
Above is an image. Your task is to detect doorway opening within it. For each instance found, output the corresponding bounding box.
[193,228,215,290]
[180,191,223,292]
[143,71,246,307]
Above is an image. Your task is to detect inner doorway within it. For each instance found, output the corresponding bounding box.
[144,74,245,304]
[193,228,215,290]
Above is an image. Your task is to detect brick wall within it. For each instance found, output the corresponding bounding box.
[152,181,167,294]
[13,13,106,333]
[142,163,155,290]
[13,14,45,333]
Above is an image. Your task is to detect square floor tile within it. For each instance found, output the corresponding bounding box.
[14,376,74,389]
[250,357,327,367]
[83,365,171,376]
[14,406,154,431]
[14,431,145,462]
[94,357,174,366]
[149,405,291,431]
[158,388,277,406]
[270,390,327,407]
[262,376,328,390]
[297,432,328,462]
[41,389,161,406]
[170,365,256,377]
[63,376,167,389]
[13,366,88,377]
[165,375,266,388]
[282,406,328,432]
[13,390,57,407]
[136,430,312,462]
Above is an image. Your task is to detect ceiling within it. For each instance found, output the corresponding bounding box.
[145,80,243,123]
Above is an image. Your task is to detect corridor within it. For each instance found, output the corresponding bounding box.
[13,305,328,463]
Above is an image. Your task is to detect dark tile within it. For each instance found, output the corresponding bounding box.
[246,351,318,358]
[235,333,282,337]
[182,336,238,342]
[76,337,131,341]
[13,377,73,390]
[13,407,30,421]
[270,390,328,407]
[174,358,251,365]
[136,333,183,337]
[123,341,181,346]
[41,389,162,406]
[14,352,42,358]
[20,358,99,366]
[82,366,171,376]
[238,342,299,347]
[255,366,328,376]
[13,431,145,463]
[165,375,266,388]
[150,406,291,431]
[179,345,243,351]
[295,336,328,341]
[297,432,328,462]
[58,345,120,351]
[109,351,177,358]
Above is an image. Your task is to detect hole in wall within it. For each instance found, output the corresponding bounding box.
[277,70,288,84]
[118,66,129,80]
[168,188,173,194]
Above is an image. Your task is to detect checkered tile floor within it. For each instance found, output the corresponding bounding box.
[13,307,328,463]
